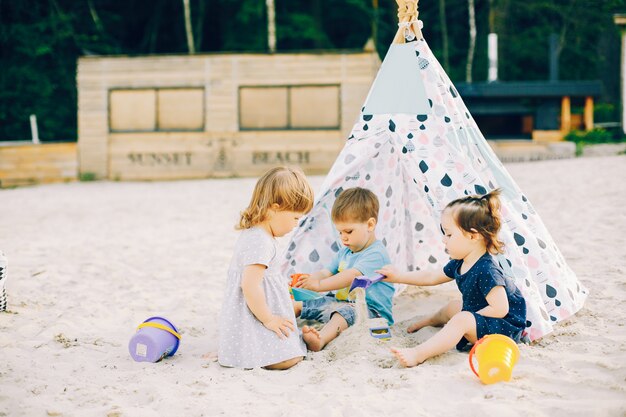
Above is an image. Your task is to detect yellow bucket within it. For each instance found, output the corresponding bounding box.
[469,334,520,385]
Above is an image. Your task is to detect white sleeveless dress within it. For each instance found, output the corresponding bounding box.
[218,227,306,368]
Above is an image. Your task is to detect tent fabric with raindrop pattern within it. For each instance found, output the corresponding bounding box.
[280,0,587,341]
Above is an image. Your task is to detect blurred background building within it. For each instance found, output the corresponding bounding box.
[0,0,623,185]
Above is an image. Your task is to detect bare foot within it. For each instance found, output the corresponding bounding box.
[407,316,435,333]
[302,325,323,352]
[390,347,425,367]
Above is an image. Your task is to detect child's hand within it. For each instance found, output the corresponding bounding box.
[295,275,322,291]
[262,315,295,339]
[290,273,307,287]
[376,265,402,283]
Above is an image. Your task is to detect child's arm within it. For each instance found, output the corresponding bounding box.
[291,269,331,290]
[376,264,452,286]
[241,264,295,339]
[308,269,333,281]
[476,286,509,318]
[295,268,361,292]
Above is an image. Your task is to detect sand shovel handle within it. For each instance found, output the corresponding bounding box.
[469,336,486,378]
[137,322,182,339]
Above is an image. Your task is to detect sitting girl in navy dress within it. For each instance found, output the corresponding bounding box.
[377,189,526,367]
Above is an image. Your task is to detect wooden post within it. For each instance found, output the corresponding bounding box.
[561,96,571,135]
[30,114,40,144]
[584,96,594,131]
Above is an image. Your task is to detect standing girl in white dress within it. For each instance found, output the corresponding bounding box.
[218,166,314,370]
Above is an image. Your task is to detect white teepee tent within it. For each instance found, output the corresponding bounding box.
[280,0,587,341]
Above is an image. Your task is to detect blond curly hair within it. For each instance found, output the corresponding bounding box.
[237,166,314,230]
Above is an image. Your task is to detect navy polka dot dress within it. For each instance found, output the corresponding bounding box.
[444,252,527,350]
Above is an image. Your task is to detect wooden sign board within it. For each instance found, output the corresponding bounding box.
[109,131,342,180]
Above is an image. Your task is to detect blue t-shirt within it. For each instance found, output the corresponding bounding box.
[326,240,394,325]
[443,252,526,330]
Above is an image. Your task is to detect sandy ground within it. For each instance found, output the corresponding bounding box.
[0,155,625,417]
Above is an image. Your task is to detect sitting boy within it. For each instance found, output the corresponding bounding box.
[294,187,394,351]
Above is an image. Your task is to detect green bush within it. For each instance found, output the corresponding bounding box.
[565,128,614,144]
[594,103,617,123]
[79,172,97,182]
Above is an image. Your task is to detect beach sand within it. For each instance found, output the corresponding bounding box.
[0,155,625,416]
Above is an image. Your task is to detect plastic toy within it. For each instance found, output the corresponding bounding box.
[369,326,392,340]
[289,273,321,301]
[366,317,391,341]
[290,273,306,287]
[348,273,385,293]
[469,334,520,384]
[129,316,181,363]
[291,287,323,301]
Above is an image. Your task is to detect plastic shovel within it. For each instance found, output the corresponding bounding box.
[348,273,385,293]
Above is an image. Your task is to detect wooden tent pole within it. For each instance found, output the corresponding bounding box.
[392,0,423,44]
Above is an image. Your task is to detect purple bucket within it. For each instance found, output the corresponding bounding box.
[128,316,181,363]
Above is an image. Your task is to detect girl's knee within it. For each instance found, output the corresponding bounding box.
[444,300,462,317]
[450,299,462,311]
[450,311,475,326]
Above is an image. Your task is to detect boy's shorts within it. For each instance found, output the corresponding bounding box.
[300,294,381,327]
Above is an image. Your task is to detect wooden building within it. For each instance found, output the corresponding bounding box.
[456,81,602,141]
[77,51,380,180]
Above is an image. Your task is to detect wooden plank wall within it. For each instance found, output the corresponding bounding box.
[77,52,380,180]
[108,131,342,180]
[0,143,77,188]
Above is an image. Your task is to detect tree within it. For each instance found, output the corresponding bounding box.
[183,0,195,53]
[466,0,476,82]
[266,0,276,52]
[0,0,623,142]
[439,0,450,72]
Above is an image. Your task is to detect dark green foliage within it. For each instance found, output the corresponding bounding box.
[565,126,626,156]
[78,172,97,182]
[594,103,618,123]
[0,0,625,142]
[565,128,624,144]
